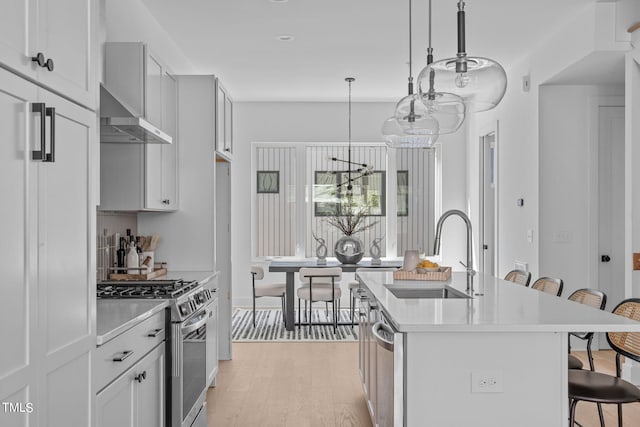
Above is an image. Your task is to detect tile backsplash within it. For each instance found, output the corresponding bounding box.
[96,211,137,281]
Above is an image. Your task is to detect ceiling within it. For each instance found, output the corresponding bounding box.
[141,0,596,102]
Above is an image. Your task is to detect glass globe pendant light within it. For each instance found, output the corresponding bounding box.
[417,0,507,113]
[416,0,466,134]
[383,0,440,148]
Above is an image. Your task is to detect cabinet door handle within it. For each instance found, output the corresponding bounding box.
[31,103,46,161]
[135,370,147,383]
[147,328,163,338]
[112,350,133,362]
[45,107,55,162]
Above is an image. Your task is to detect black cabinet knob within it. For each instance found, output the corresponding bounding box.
[45,58,54,72]
[134,371,147,383]
[32,52,46,67]
[601,255,611,263]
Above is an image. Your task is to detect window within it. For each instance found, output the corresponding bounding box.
[313,171,386,217]
[253,143,438,259]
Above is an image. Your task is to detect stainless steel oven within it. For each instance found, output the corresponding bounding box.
[172,290,218,427]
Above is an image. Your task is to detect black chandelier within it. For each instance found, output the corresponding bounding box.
[330,77,373,198]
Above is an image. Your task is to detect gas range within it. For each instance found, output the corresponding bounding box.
[97,279,215,322]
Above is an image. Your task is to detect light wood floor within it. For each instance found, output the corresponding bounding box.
[206,343,640,426]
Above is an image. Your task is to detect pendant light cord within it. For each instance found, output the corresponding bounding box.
[407,0,413,94]
[427,0,433,65]
[346,77,354,192]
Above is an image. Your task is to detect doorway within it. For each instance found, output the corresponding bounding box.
[216,158,232,360]
[597,105,625,319]
[479,131,497,276]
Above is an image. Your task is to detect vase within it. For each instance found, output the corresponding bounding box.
[334,235,364,265]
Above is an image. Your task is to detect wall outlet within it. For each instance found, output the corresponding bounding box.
[514,261,528,272]
[471,370,503,393]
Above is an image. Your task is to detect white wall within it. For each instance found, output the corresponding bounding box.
[102,0,196,75]
[232,102,467,307]
[465,2,628,280]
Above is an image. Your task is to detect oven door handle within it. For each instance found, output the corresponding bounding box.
[181,312,208,335]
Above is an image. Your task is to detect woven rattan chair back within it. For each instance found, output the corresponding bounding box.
[568,288,607,310]
[531,277,563,297]
[504,269,531,286]
[607,299,640,363]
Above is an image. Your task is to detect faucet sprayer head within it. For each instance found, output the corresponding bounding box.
[433,237,441,255]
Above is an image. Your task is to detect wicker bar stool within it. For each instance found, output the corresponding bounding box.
[567,288,607,424]
[568,298,640,427]
[504,269,531,286]
[568,289,607,370]
[530,276,563,297]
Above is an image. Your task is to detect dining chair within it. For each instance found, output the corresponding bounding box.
[504,269,531,286]
[568,298,640,427]
[530,276,563,297]
[250,265,286,328]
[297,267,342,333]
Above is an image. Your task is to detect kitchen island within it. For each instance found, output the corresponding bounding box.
[356,271,640,427]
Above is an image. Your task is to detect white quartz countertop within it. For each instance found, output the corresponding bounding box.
[358,271,640,333]
[97,299,168,346]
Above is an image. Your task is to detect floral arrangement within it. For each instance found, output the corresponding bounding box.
[325,197,379,236]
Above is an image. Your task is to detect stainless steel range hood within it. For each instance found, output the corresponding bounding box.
[100,117,172,144]
[99,85,172,144]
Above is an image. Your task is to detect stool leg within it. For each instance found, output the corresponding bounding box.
[569,399,578,426]
[252,296,256,327]
[617,403,622,427]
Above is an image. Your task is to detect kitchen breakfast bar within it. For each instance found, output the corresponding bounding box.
[355,271,640,427]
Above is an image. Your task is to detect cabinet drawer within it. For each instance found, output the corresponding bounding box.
[94,310,165,392]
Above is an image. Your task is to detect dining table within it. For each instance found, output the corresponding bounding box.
[268,259,403,331]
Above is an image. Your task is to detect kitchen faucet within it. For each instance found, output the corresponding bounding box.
[433,209,475,294]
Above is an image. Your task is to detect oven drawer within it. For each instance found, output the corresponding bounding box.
[94,310,166,392]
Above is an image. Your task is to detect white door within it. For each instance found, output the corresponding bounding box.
[215,160,232,360]
[0,68,38,427]
[37,88,94,427]
[598,106,625,315]
[479,132,496,275]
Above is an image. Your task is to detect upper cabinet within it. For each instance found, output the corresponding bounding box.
[216,79,233,159]
[99,43,178,212]
[0,0,97,110]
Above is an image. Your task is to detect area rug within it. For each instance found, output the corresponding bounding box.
[232,308,358,342]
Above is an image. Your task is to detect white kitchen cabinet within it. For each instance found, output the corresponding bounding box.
[0,0,96,110]
[0,67,95,427]
[96,344,165,427]
[99,43,178,211]
[215,79,233,159]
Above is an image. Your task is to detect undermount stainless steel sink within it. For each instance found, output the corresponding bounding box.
[386,286,471,299]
